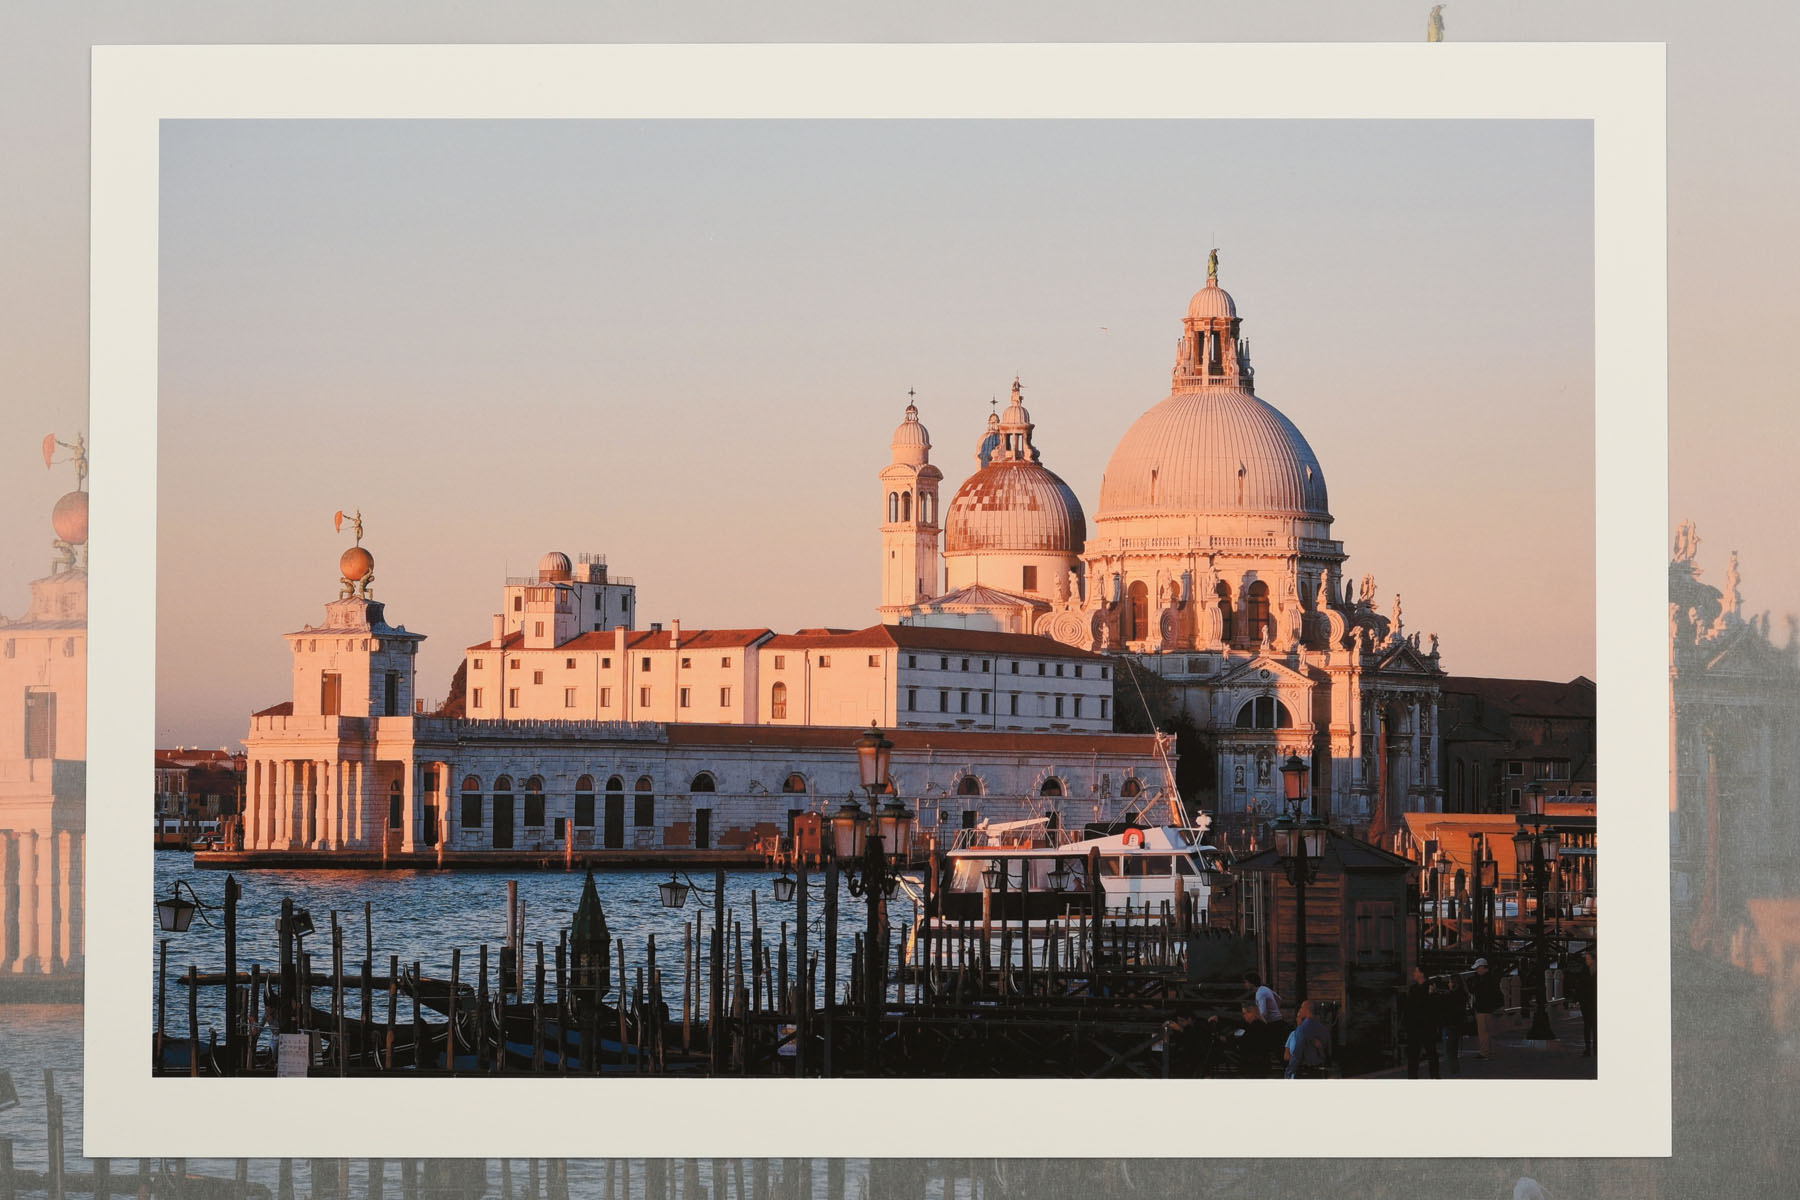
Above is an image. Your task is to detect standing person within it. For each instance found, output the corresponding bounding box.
[1436,972,1470,1076]
[1284,999,1330,1078]
[1468,957,1503,1060]
[1403,966,1441,1078]
[1230,1002,1275,1077]
[1245,971,1282,1024]
[1569,949,1597,1055]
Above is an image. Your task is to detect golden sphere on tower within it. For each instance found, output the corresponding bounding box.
[340,545,374,582]
[51,490,88,545]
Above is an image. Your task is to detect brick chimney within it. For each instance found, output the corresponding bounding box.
[491,614,504,648]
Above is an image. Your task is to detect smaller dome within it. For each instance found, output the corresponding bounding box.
[891,404,931,466]
[51,490,88,545]
[538,551,573,582]
[945,462,1087,555]
[340,546,374,582]
[1187,281,1237,321]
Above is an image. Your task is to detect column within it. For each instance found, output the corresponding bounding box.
[278,759,293,848]
[63,830,83,971]
[352,761,365,847]
[56,830,73,970]
[13,830,39,973]
[317,759,334,850]
[441,762,456,849]
[401,759,418,853]
[0,834,13,968]
[247,760,261,849]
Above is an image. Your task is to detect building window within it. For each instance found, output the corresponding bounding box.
[939,690,949,712]
[23,690,55,758]
[680,687,692,708]
[907,655,917,668]
[818,655,831,667]
[721,656,732,668]
[1055,664,1065,677]
[981,660,990,671]
[513,596,522,611]
[566,657,576,669]
[1073,665,1083,678]
[509,658,520,669]
[595,594,603,610]
[534,621,545,638]
[601,656,611,668]
[461,791,483,830]
[575,793,595,827]
[960,692,970,713]
[634,776,655,826]
[774,655,786,669]
[1508,761,1524,776]
[981,693,990,715]
[1100,666,1110,680]
[1040,777,1065,797]
[565,687,578,708]
[1022,565,1038,592]
[641,656,652,671]
[621,596,629,611]
[782,773,808,794]
[1509,788,1522,810]
[1055,696,1065,718]
[320,672,341,716]
[957,775,982,796]
[599,687,612,708]
[962,810,978,829]
[533,670,544,685]
[1234,696,1293,730]
[389,781,404,829]
[1121,778,1142,799]
[639,686,652,707]
[961,658,970,671]
[1038,663,1047,676]
[507,688,520,708]
[940,657,949,670]
[771,681,788,719]
[1101,697,1110,720]
[907,688,917,712]
[524,777,546,827]
[1010,661,1019,675]
[1009,694,1019,717]
[681,657,692,669]
[472,687,484,708]
[473,658,484,670]
[690,772,716,793]
[868,654,881,668]
[719,686,732,707]
[1073,697,1083,719]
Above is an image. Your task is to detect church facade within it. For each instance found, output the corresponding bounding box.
[882,261,1445,835]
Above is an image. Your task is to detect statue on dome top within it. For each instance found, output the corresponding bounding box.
[1207,247,1220,282]
[1427,5,1446,43]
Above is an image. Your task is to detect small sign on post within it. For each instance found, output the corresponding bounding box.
[276,1033,311,1078]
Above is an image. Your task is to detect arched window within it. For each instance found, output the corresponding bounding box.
[461,775,483,830]
[524,776,545,827]
[461,774,482,793]
[1245,581,1272,645]
[888,492,899,523]
[574,775,595,829]
[781,773,808,794]
[770,680,789,720]
[690,772,716,793]
[901,491,912,521]
[1040,777,1065,797]
[1126,580,1149,641]
[634,775,654,828]
[921,492,935,524]
[388,779,403,830]
[1233,696,1293,730]
[494,774,514,792]
[956,775,982,796]
[1215,582,1233,640]
[1120,778,1142,799]
[605,775,624,795]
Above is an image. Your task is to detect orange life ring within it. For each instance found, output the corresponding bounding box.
[1121,828,1145,848]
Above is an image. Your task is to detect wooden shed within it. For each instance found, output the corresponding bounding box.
[1231,829,1419,1073]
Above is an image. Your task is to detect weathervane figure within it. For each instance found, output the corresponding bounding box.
[1428,5,1447,42]
[43,432,90,573]
[334,508,375,597]
[1207,247,1220,282]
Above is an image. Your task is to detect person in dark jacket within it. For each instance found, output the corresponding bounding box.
[1403,966,1441,1078]
[1568,949,1597,1055]
[1436,972,1470,1075]
[1468,958,1504,1060]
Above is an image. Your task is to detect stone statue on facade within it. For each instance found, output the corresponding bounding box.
[1066,567,1082,606]
[1428,632,1439,657]
[1358,573,1377,607]
[1672,518,1701,566]
[1392,593,1404,638]
[1723,551,1742,618]
[1427,4,1446,43]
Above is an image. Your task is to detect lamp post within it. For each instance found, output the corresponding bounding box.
[837,724,915,1074]
[1512,783,1560,1041]
[1272,755,1325,1003]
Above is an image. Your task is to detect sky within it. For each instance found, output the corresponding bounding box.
[152,117,1594,747]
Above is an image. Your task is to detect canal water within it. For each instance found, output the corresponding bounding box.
[151,851,908,1048]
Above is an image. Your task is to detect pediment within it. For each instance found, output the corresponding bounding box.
[1371,641,1439,675]
[1704,625,1788,678]
[1214,654,1312,689]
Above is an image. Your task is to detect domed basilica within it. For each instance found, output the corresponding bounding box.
[881,261,1445,833]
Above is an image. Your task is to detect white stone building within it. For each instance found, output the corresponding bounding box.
[884,261,1445,834]
[1,477,87,984]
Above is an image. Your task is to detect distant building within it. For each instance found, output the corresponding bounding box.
[0,472,86,984]
[1438,675,1596,814]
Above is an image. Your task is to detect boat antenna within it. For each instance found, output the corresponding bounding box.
[1122,659,1194,829]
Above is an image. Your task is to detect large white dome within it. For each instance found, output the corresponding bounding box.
[1096,386,1329,521]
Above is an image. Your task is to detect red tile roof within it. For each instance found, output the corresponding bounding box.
[666,723,1158,756]
[468,628,773,653]
[252,701,294,718]
[765,624,1108,660]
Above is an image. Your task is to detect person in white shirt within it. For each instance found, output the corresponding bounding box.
[1244,971,1282,1023]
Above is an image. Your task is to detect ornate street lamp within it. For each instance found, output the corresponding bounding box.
[830,795,869,864]
[772,872,797,903]
[1271,757,1325,1004]
[155,880,201,933]
[1513,782,1560,1041]
[1047,858,1073,892]
[657,872,692,909]
[981,861,1004,891]
[855,723,894,797]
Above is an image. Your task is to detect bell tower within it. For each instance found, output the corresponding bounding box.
[878,394,943,617]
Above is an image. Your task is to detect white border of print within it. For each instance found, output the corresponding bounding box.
[86,43,1667,1158]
